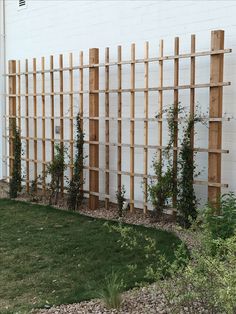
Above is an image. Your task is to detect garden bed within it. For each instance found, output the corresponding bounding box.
[0,199,184,313]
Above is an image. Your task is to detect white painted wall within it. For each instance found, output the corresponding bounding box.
[3,0,236,207]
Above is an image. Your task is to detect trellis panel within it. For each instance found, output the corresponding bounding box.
[5,30,231,212]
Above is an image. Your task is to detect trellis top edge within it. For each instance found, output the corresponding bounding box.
[5,48,232,77]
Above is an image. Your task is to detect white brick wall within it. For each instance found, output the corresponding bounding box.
[2,0,236,206]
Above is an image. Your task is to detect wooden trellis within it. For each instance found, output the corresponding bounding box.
[5,30,231,211]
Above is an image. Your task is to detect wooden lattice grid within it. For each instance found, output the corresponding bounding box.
[4,30,231,211]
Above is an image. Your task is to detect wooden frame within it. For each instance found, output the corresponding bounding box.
[208,30,225,206]
[89,48,99,210]
[105,47,110,209]
[5,30,231,212]
[8,60,16,176]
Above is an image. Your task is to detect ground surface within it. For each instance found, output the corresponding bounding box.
[0,199,183,313]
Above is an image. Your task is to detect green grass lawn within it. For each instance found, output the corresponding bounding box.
[0,199,184,313]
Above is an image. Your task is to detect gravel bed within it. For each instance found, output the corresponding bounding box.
[36,283,168,314]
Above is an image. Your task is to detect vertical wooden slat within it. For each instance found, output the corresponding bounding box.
[105,47,110,209]
[33,58,37,183]
[79,51,84,198]
[130,43,135,212]
[208,30,224,206]
[41,57,46,192]
[173,37,179,207]
[79,51,84,127]
[17,61,21,130]
[69,53,74,179]
[50,55,55,161]
[143,42,149,213]
[190,35,196,174]
[25,59,29,191]
[59,54,64,194]
[117,46,122,193]
[8,60,16,177]
[158,40,164,164]
[89,48,99,210]
[190,35,196,136]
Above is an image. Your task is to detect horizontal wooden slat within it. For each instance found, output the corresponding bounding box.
[4,135,229,154]
[4,115,231,122]
[5,48,231,76]
[4,166,228,188]
[5,81,231,97]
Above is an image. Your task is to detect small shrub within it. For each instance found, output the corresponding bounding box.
[148,158,173,218]
[99,271,124,309]
[147,195,236,313]
[47,144,67,205]
[28,175,44,202]
[29,179,38,202]
[198,192,236,241]
[9,123,22,198]
[115,185,126,217]
[151,235,236,314]
[67,114,85,210]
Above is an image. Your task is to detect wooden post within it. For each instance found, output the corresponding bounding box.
[89,48,99,210]
[33,58,37,184]
[143,42,149,213]
[117,46,122,194]
[69,53,74,180]
[8,60,16,176]
[190,35,196,181]
[17,61,21,131]
[50,55,55,160]
[41,57,46,193]
[59,54,64,194]
[190,35,196,148]
[208,30,224,206]
[25,59,29,191]
[79,51,84,198]
[130,43,135,212]
[158,40,163,164]
[105,47,110,209]
[173,37,179,207]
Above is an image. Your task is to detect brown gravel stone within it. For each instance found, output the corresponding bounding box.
[36,283,169,314]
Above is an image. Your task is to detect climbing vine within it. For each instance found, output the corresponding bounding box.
[47,144,67,205]
[148,103,203,226]
[9,122,22,198]
[116,185,126,217]
[147,104,178,219]
[177,114,202,228]
[67,113,85,210]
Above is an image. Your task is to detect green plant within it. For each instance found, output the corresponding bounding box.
[9,122,22,198]
[67,114,85,210]
[148,158,173,217]
[198,192,236,242]
[144,194,236,313]
[115,185,126,217]
[47,144,67,205]
[150,103,203,227]
[99,271,124,309]
[150,235,236,314]
[28,174,44,202]
[105,222,188,279]
[177,114,201,228]
[29,179,37,202]
[148,103,179,217]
